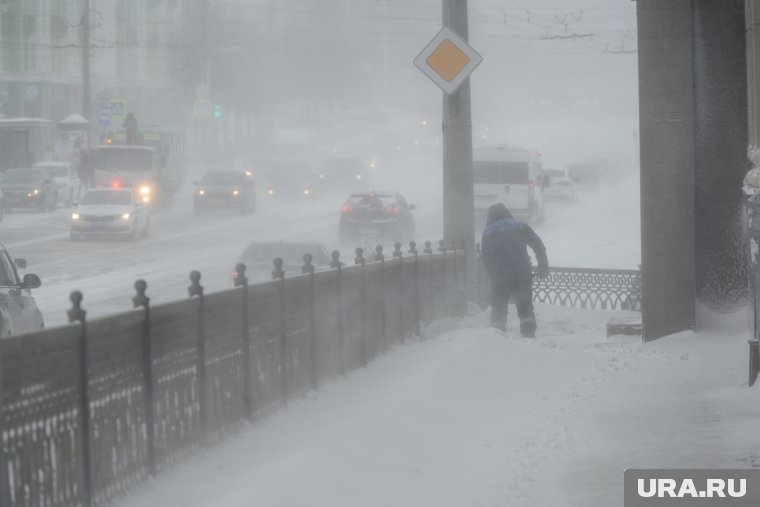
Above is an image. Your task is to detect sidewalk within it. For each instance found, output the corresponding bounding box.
[118,303,760,507]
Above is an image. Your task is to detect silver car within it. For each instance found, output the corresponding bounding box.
[0,243,44,337]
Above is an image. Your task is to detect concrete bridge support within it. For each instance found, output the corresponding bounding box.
[637,0,749,341]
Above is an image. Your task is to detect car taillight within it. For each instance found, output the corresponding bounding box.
[341,206,352,213]
[384,207,399,214]
[528,180,535,203]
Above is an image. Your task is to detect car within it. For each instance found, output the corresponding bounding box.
[316,157,371,195]
[70,187,150,241]
[338,192,416,242]
[193,171,256,215]
[0,168,58,212]
[262,162,319,200]
[34,161,82,205]
[540,168,578,201]
[0,242,44,336]
[236,241,331,281]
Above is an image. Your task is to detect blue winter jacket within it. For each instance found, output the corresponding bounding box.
[481,217,548,281]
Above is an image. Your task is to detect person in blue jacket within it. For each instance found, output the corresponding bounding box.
[481,203,549,337]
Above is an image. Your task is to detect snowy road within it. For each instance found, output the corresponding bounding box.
[3,170,640,327]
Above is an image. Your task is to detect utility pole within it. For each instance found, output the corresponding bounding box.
[442,0,476,282]
[80,0,91,122]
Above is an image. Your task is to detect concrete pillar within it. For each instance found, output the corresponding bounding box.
[637,0,697,341]
[637,0,749,341]
[693,1,749,315]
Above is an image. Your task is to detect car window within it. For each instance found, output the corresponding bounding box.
[201,172,245,185]
[396,195,408,208]
[80,191,133,205]
[37,165,69,177]
[0,252,19,287]
[346,194,395,208]
[473,161,529,184]
[1,169,43,184]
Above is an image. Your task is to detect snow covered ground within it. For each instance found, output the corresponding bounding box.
[117,302,759,507]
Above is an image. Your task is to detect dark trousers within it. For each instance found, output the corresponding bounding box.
[489,274,536,337]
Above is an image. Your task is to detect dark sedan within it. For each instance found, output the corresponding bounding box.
[194,171,255,215]
[338,192,416,242]
[0,168,57,212]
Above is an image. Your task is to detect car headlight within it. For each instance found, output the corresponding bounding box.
[198,189,205,196]
[142,196,150,203]
[122,213,131,220]
[28,189,40,197]
[245,170,253,177]
[304,189,311,195]
[139,186,151,196]
[232,189,240,196]
[71,212,80,220]
[356,174,362,180]
[267,189,275,196]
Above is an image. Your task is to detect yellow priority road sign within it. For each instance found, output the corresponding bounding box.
[414,26,483,95]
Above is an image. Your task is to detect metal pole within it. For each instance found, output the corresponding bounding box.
[442,0,477,291]
[132,281,156,476]
[81,0,91,121]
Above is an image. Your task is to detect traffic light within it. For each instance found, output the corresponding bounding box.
[213,103,222,119]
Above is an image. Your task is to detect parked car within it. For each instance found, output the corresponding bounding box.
[338,192,416,242]
[70,187,150,241]
[0,242,44,336]
[236,241,331,281]
[540,168,578,201]
[0,168,58,212]
[194,171,256,215]
[34,161,82,205]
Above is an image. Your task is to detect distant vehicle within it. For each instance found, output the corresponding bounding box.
[0,168,58,212]
[193,171,256,215]
[262,162,319,199]
[70,187,150,241]
[91,145,163,207]
[236,241,331,280]
[316,157,370,195]
[34,161,82,205]
[338,192,416,242]
[106,126,188,199]
[473,145,544,224]
[0,242,44,336]
[567,163,603,190]
[540,168,578,201]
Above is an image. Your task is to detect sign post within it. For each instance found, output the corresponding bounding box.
[414,1,481,286]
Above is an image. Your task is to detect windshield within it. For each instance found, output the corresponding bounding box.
[80,190,133,206]
[240,243,328,267]
[346,194,395,208]
[1,169,43,184]
[95,148,152,172]
[37,165,68,177]
[473,161,529,184]
[201,172,245,186]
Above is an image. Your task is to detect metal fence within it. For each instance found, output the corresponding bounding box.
[0,243,466,507]
[744,190,760,386]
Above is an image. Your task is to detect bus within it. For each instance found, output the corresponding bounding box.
[473,145,544,224]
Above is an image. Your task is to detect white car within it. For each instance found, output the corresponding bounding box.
[540,168,578,202]
[35,161,82,205]
[0,242,44,337]
[70,188,150,241]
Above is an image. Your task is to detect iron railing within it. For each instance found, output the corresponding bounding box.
[0,243,466,507]
[744,188,760,386]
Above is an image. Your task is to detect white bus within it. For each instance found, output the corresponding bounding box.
[473,145,544,224]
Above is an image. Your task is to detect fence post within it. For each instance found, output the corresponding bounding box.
[330,251,345,375]
[409,241,420,336]
[424,240,433,321]
[272,258,287,404]
[233,263,253,420]
[372,246,387,351]
[750,339,760,386]
[187,271,207,442]
[355,248,367,367]
[302,254,318,390]
[132,280,156,476]
[68,291,92,507]
[393,242,405,342]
